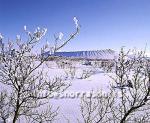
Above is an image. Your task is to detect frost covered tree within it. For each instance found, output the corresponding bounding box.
[79,47,150,123]
[0,17,80,123]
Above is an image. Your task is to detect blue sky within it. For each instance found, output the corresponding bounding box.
[1,0,150,52]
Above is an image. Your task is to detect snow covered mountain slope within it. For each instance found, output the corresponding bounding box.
[42,49,117,60]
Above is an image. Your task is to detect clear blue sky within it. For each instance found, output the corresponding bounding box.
[1,0,150,52]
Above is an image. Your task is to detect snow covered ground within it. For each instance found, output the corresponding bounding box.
[0,60,112,123]
[42,61,112,123]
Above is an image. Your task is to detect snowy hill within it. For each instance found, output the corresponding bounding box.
[43,49,117,60]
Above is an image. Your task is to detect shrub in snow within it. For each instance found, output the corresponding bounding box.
[79,47,150,123]
[64,65,76,80]
[0,17,80,123]
[56,60,70,69]
[79,69,94,79]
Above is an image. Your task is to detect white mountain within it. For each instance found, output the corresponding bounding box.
[42,49,117,60]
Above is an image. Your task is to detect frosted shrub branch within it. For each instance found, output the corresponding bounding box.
[0,17,80,123]
[80,47,150,123]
